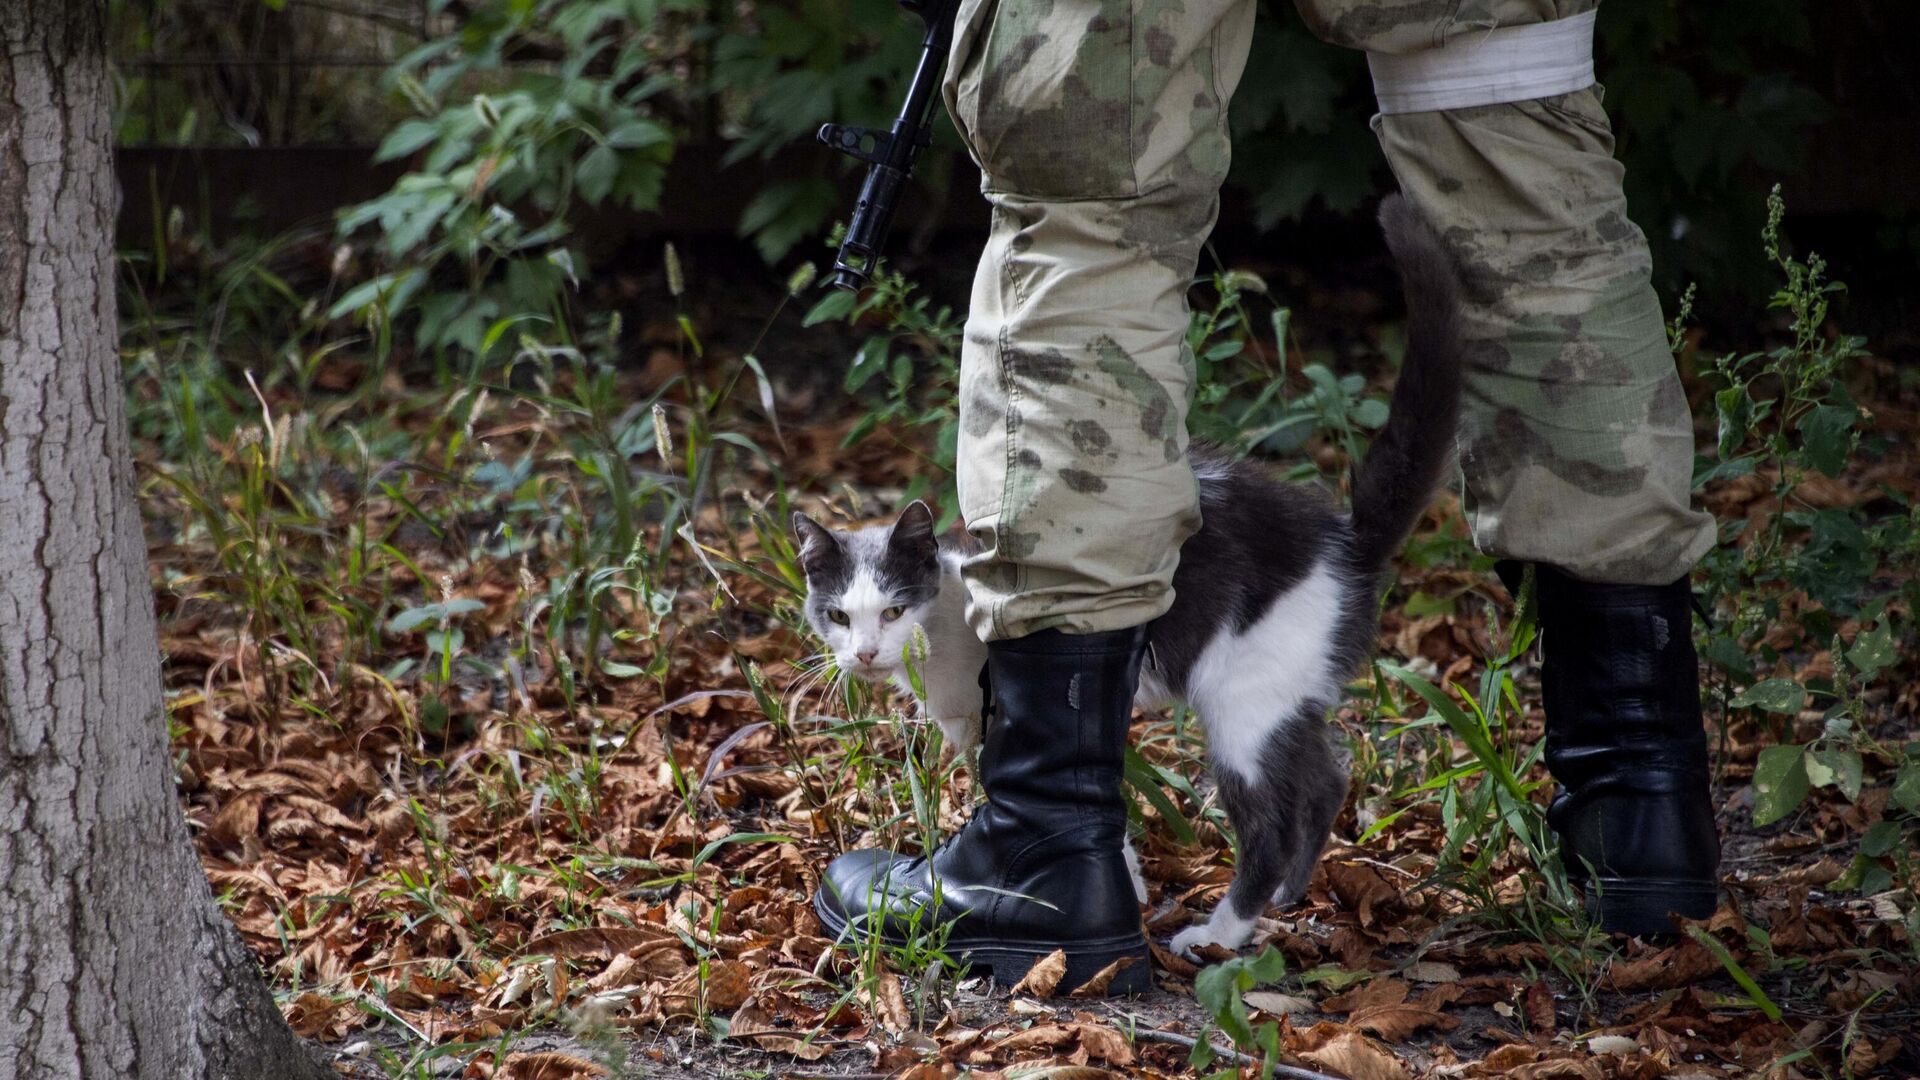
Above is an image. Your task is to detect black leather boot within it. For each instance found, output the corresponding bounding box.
[813,626,1152,995]
[1529,564,1722,934]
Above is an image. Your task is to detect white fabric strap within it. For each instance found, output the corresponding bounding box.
[1367,10,1598,115]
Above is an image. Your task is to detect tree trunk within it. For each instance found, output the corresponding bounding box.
[0,4,328,1078]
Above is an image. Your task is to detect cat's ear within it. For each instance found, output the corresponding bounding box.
[889,500,937,558]
[790,512,841,579]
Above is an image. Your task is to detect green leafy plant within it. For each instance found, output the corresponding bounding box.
[338,0,688,362]
[1685,190,1917,891]
[1188,945,1288,1078]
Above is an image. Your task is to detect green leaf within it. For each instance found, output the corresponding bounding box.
[691,832,793,869]
[1730,677,1805,714]
[1715,385,1754,459]
[576,144,620,206]
[1699,635,1755,681]
[1402,590,1455,618]
[1892,761,1920,816]
[802,288,857,328]
[1804,748,1862,802]
[376,119,442,163]
[1797,403,1857,478]
[1847,621,1897,681]
[328,268,426,321]
[1350,397,1390,429]
[425,628,464,657]
[1123,748,1197,845]
[387,598,487,633]
[1859,820,1901,859]
[1751,745,1810,827]
[1295,965,1370,990]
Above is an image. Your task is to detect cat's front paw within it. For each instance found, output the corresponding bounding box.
[1169,906,1257,961]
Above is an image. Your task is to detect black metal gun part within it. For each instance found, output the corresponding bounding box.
[817,0,959,292]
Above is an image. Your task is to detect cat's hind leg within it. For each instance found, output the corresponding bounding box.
[1169,711,1348,959]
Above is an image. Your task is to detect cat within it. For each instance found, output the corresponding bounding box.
[791,196,1463,959]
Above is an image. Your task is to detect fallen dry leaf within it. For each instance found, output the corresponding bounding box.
[1244,990,1314,1018]
[1068,955,1138,999]
[859,972,912,1033]
[727,1000,830,1061]
[1347,1003,1458,1042]
[994,1023,1076,1053]
[1072,1022,1135,1066]
[496,1052,609,1080]
[1299,1030,1410,1080]
[1403,960,1461,983]
[522,926,672,959]
[1011,949,1069,997]
[1508,1057,1605,1080]
[1524,978,1555,1032]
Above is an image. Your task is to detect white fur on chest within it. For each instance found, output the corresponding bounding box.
[1172,558,1346,782]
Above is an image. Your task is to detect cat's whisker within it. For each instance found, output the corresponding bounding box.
[784,663,831,714]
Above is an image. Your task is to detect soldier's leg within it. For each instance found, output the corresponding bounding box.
[1294,0,1720,933]
[947,0,1257,641]
[813,0,1259,992]
[1299,0,1714,584]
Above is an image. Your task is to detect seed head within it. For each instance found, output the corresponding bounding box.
[663,242,684,298]
[651,402,672,459]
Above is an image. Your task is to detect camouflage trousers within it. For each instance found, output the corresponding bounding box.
[946,0,1716,641]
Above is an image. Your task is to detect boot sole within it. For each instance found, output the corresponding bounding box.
[1583,877,1718,936]
[814,896,1153,996]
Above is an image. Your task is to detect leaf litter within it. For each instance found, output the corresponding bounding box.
[132,262,1920,1080]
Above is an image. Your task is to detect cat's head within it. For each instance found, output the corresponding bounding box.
[791,501,941,682]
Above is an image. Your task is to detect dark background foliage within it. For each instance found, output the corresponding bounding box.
[113,0,1920,339]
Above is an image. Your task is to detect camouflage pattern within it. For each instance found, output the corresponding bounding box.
[946,0,1712,641]
[1291,0,1715,585]
[944,0,1257,641]
[1295,0,1595,55]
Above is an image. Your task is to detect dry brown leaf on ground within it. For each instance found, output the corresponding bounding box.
[486,1051,610,1080]
[1506,1056,1606,1080]
[658,958,749,1016]
[1244,990,1315,1018]
[1348,1002,1458,1042]
[1070,1022,1135,1066]
[858,971,912,1033]
[1068,955,1139,999]
[282,991,358,1039]
[1601,941,1721,992]
[521,926,671,959]
[993,1023,1078,1054]
[1012,949,1069,997]
[1147,938,1200,978]
[1524,978,1556,1032]
[1296,1028,1410,1080]
[1403,960,1461,983]
[726,999,831,1061]
[1325,862,1400,927]
[1322,976,1407,1014]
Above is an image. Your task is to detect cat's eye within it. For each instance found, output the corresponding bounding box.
[881,606,905,622]
[827,608,850,626]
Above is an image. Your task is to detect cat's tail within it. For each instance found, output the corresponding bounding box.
[1348,195,1465,571]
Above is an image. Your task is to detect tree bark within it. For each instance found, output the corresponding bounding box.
[0,4,328,1078]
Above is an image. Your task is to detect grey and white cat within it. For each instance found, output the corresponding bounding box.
[792,198,1463,959]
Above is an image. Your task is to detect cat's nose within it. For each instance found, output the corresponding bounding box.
[856,648,877,665]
